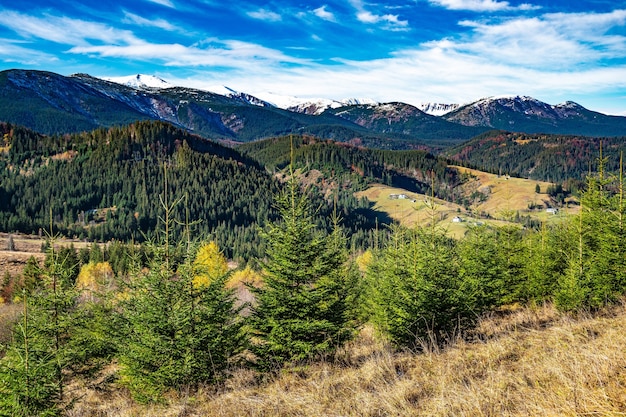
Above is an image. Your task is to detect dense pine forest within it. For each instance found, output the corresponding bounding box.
[0,119,625,415]
[0,122,479,259]
[448,130,626,182]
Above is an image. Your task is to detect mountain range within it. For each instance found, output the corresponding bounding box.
[0,69,624,149]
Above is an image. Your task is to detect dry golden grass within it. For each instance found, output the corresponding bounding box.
[68,302,626,416]
[0,302,21,349]
[452,166,555,216]
[355,184,513,238]
[355,166,579,236]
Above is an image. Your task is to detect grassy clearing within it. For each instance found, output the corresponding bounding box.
[452,166,555,214]
[66,302,626,416]
[355,167,578,235]
[355,184,513,238]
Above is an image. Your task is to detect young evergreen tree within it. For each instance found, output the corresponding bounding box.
[457,225,506,311]
[248,175,356,370]
[0,238,79,416]
[556,150,626,311]
[366,224,468,350]
[116,167,244,403]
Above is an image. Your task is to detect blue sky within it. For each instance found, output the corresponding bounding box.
[0,0,625,114]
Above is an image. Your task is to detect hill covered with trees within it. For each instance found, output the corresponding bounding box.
[447,130,626,182]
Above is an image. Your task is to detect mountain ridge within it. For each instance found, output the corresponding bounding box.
[0,69,625,146]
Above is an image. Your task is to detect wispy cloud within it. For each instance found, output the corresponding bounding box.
[247,8,282,22]
[146,0,175,8]
[70,38,307,70]
[454,9,626,68]
[0,39,59,65]
[122,12,178,31]
[349,0,409,31]
[428,0,540,12]
[313,5,336,22]
[0,10,138,45]
[0,10,301,70]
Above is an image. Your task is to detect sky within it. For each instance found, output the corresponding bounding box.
[0,0,625,114]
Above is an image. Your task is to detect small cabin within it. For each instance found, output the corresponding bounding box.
[546,208,559,214]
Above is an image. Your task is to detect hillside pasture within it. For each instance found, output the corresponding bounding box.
[356,167,578,236]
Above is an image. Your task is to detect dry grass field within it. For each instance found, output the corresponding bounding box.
[0,233,94,278]
[66,302,626,416]
[453,166,555,215]
[355,184,514,239]
[355,167,578,237]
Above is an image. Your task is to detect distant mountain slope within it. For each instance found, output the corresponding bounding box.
[444,96,626,137]
[324,102,487,146]
[0,70,432,148]
[446,130,626,182]
[0,70,151,134]
[1,69,625,149]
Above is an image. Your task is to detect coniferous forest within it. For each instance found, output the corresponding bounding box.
[0,120,625,415]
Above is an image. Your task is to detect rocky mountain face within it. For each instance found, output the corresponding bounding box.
[443,96,626,137]
[323,102,486,145]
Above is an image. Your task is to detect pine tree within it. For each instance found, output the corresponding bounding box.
[367,224,467,350]
[248,175,356,370]
[0,238,79,416]
[556,148,626,311]
[116,166,244,402]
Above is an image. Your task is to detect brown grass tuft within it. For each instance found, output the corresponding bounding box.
[68,303,626,416]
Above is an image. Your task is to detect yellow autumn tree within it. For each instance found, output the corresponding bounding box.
[76,262,114,301]
[228,265,263,289]
[193,241,228,288]
[355,250,373,274]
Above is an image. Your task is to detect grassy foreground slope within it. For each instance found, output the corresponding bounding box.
[69,303,626,416]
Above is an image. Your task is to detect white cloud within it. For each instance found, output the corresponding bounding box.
[0,10,139,46]
[146,0,176,8]
[0,39,59,65]
[350,0,409,30]
[428,0,540,12]
[70,38,307,70]
[122,12,178,31]
[313,5,336,22]
[247,8,282,22]
[454,10,626,69]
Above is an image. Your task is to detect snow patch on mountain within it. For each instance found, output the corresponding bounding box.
[105,74,173,90]
[252,92,378,115]
[417,102,460,116]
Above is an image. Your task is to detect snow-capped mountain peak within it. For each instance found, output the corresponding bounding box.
[251,92,379,115]
[417,102,460,116]
[105,74,173,90]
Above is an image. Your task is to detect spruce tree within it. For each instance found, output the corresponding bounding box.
[367,224,467,350]
[116,167,244,402]
[248,175,356,370]
[0,238,79,416]
[556,149,626,311]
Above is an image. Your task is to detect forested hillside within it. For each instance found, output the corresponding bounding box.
[447,130,626,182]
[239,135,468,203]
[0,121,279,259]
[0,122,407,259]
